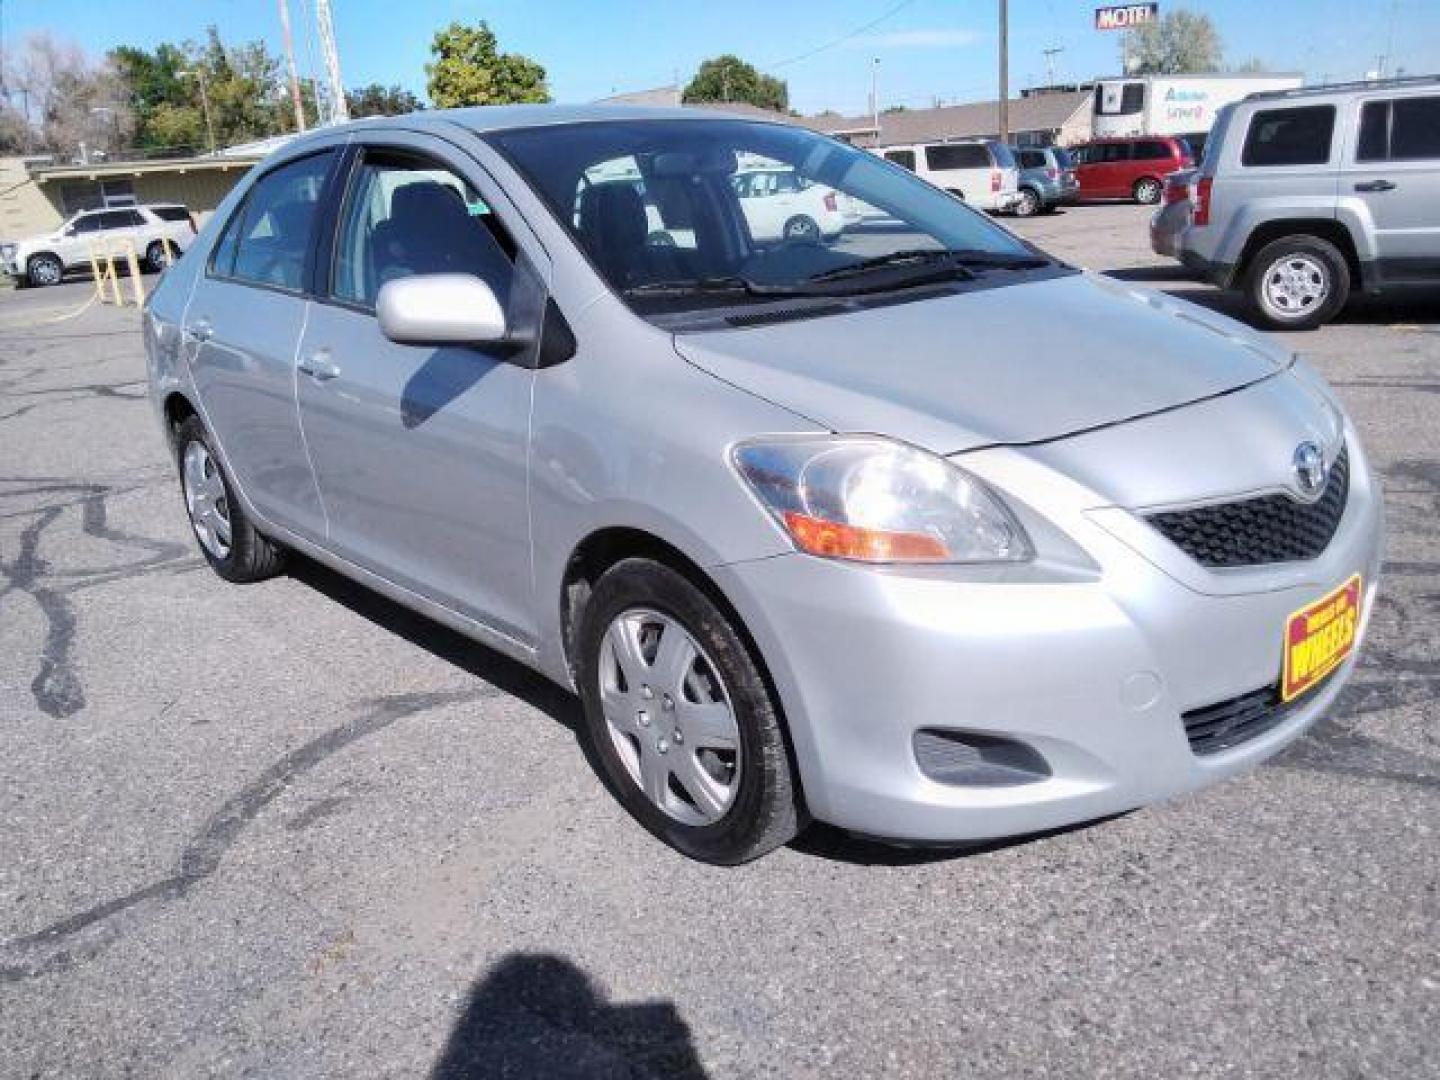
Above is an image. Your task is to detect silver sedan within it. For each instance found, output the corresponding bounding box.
[144,106,1382,864]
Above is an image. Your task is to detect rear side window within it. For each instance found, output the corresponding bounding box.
[1358,96,1440,162]
[1050,147,1074,169]
[1242,106,1335,167]
[1099,143,1132,163]
[150,206,191,222]
[1133,141,1171,160]
[214,151,334,290]
[883,149,916,171]
[924,144,990,171]
[1017,150,1045,169]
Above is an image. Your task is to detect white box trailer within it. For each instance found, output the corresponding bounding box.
[1092,73,1303,152]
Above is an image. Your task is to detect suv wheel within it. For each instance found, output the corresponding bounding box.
[1014,187,1042,217]
[1132,177,1162,205]
[26,253,63,287]
[145,240,175,273]
[576,558,805,864]
[1248,235,1351,331]
[175,416,286,582]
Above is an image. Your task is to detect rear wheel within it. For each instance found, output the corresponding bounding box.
[1132,177,1162,204]
[1014,187,1042,217]
[782,214,820,243]
[26,253,63,287]
[576,558,804,864]
[174,416,285,583]
[1247,235,1351,331]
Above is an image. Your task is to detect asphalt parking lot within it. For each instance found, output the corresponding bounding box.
[1,203,1436,1078]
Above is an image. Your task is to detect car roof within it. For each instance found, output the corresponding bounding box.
[361,103,797,136]
[1243,73,1440,104]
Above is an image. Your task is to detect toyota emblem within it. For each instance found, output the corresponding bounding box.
[1293,441,1327,498]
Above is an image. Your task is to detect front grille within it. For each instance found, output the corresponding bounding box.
[1146,444,1349,567]
[1181,669,1337,755]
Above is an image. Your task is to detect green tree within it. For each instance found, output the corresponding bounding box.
[1125,11,1223,74]
[425,22,549,108]
[682,55,787,111]
[347,83,423,117]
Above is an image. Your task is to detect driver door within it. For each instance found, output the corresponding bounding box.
[295,134,547,646]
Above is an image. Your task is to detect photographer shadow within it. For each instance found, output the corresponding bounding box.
[432,952,709,1079]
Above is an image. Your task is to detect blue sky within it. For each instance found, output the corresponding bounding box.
[2,0,1436,116]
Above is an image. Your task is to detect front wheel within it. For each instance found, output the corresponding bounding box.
[1132,177,1162,204]
[145,240,175,273]
[782,215,820,243]
[576,559,805,864]
[1013,187,1042,217]
[174,416,286,582]
[26,253,63,287]
[1247,235,1351,331]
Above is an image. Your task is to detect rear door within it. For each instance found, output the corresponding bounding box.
[1346,93,1440,283]
[295,132,547,643]
[185,149,339,541]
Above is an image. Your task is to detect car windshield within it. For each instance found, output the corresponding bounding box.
[488,119,1051,323]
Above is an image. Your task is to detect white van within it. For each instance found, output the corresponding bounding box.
[875,140,1021,213]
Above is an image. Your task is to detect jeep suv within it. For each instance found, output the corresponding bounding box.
[2,203,197,287]
[1167,76,1440,329]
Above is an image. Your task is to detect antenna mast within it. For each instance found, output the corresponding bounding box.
[278,0,306,131]
[314,0,349,123]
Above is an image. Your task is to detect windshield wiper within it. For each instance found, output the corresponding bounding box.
[805,248,975,283]
[623,276,803,298]
[947,248,1054,270]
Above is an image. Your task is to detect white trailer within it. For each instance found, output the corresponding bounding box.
[1092,73,1303,151]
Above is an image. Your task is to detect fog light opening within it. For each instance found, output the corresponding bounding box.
[913,729,1051,787]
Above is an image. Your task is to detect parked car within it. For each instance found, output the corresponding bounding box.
[877,140,1021,212]
[731,166,845,242]
[1010,145,1080,216]
[2,203,196,287]
[1069,136,1194,204]
[1165,76,1440,329]
[146,107,1381,864]
[1149,168,1197,258]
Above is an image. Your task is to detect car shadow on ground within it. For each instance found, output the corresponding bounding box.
[790,814,1126,867]
[431,952,710,1079]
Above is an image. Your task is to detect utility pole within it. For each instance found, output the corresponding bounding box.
[871,57,880,146]
[997,0,1010,142]
[315,0,349,122]
[278,0,306,132]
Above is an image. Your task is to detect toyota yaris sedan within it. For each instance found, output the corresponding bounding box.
[144,106,1382,864]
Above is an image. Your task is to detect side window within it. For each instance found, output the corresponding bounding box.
[925,144,989,171]
[331,151,514,309]
[222,151,334,290]
[1120,83,1145,114]
[883,149,916,171]
[72,214,102,234]
[1242,106,1335,167]
[1135,141,1169,160]
[1357,101,1389,162]
[1389,96,1440,161]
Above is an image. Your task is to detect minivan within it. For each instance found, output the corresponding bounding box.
[145,105,1380,864]
[876,140,1021,212]
[1069,136,1193,204]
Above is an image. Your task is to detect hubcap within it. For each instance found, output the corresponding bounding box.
[786,218,815,239]
[1262,255,1329,318]
[1019,190,1039,215]
[1137,180,1159,203]
[33,259,59,284]
[598,609,741,826]
[182,441,232,559]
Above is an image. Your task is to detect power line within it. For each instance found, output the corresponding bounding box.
[764,0,919,71]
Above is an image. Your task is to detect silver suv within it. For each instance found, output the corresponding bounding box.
[1166,76,1440,329]
[144,107,1380,863]
[3,203,196,286]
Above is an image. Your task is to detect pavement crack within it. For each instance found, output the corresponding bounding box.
[0,689,486,983]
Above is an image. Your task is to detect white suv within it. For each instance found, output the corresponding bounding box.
[2,204,196,287]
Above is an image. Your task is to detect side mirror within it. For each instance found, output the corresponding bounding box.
[376,273,508,346]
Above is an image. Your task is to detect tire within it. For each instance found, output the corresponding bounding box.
[26,253,63,287]
[1246,234,1351,331]
[174,416,285,583]
[782,215,820,243]
[1132,177,1162,205]
[145,240,174,273]
[1014,187,1042,217]
[576,558,805,864]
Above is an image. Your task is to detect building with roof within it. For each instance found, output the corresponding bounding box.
[809,89,1093,149]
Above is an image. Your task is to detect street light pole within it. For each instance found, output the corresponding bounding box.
[998,0,1010,143]
[871,57,880,147]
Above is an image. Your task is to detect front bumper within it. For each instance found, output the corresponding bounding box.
[713,432,1384,842]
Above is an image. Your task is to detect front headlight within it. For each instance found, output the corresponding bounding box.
[732,436,1032,564]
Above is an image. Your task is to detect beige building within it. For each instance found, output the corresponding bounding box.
[810,90,1094,149]
[0,154,262,241]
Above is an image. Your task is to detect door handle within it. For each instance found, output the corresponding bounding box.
[1354,179,1397,193]
[298,350,341,381]
[185,318,213,342]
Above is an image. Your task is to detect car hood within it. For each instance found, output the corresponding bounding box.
[674,271,1290,455]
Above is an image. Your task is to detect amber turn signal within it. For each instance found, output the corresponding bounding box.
[782,511,949,562]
